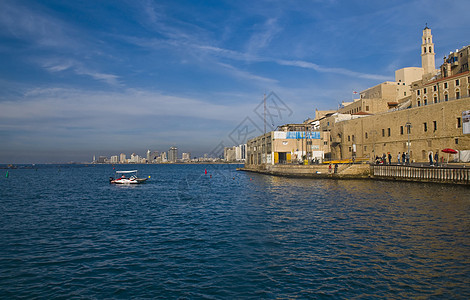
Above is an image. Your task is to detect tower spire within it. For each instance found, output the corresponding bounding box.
[421,26,436,75]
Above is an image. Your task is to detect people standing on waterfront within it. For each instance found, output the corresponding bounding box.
[329,163,332,174]
[382,153,386,165]
[402,152,406,165]
[397,152,401,164]
[388,153,392,165]
[405,152,410,165]
[434,152,439,167]
[334,163,338,174]
[429,151,434,166]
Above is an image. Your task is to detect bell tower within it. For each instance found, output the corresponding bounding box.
[421,24,436,75]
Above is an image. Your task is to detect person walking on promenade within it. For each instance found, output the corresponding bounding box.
[329,163,332,174]
[434,152,439,167]
[402,152,406,165]
[397,152,401,165]
[388,153,392,165]
[405,152,410,165]
[334,163,338,174]
[429,151,434,166]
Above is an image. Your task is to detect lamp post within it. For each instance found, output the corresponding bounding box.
[405,121,412,163]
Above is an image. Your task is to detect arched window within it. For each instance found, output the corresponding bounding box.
[423,47,426,53]
[456,88,460,99]
[424,97,427,105]
[433,94,438,103]
[429,46,432,53]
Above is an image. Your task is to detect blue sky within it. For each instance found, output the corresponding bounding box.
[1,0,469,163]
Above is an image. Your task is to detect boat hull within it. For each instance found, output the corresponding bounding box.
[110,178,147,184]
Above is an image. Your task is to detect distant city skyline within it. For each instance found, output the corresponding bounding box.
[1,0,470,163]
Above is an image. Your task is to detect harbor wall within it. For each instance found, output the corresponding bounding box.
[239,163,470,185]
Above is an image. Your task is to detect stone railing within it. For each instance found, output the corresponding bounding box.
[372,165,470,184]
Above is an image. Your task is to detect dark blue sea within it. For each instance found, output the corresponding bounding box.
[1,164,469,299]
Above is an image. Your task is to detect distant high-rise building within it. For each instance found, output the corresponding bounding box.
[130,153,140,163]
[110,155,119,163]
[235,144,246,161]
[160,152,167,163]
[120,153,126,163]
[146,149,151,163]
[169,146,178,163]
[182,152,191,161]
[150,151,159,163]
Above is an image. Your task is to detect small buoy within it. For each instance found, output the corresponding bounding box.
[210,175,212,178]
[205,169,207,175]
[250,178,252,181]
[5,171,9,178]
[148,176,151,178]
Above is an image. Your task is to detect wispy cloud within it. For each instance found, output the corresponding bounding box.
[246,18,282,54]
[40,58,121,86]
[0,0,80,49]
[274,59,392,81]
[216,62,278,84]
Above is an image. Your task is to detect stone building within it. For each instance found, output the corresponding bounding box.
[323,26,470,163]
[246,26,469,165]
[246,123,327,166]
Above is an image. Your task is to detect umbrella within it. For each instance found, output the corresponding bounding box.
[441,148,458,154]
[441,148,458,165]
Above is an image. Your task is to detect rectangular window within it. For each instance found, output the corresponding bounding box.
[352,135,355,142]
[417,90,421,96]
[417,100,421,107]
[366,106,369,111]
[444,82,448,89]
[365,132,368,139]
[424,88,427,94]
[382,129,385,137]
[424,122,427,132]
[455,138,459,145]
[456,79,460,86]
[364,146,367,151]
[387,128,391,137]
[348,135,350,141]
[433,121,437,131]
[400,126,404,135]
[457,117,461,128]
[433,85,437,92]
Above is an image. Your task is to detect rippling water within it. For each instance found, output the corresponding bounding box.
[1,164,469,298]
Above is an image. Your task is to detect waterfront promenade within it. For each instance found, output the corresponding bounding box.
[239,163,470,185]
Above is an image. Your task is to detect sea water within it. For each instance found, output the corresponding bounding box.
[0,164,469,298]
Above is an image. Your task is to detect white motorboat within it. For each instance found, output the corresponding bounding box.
[109,170,148,184]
